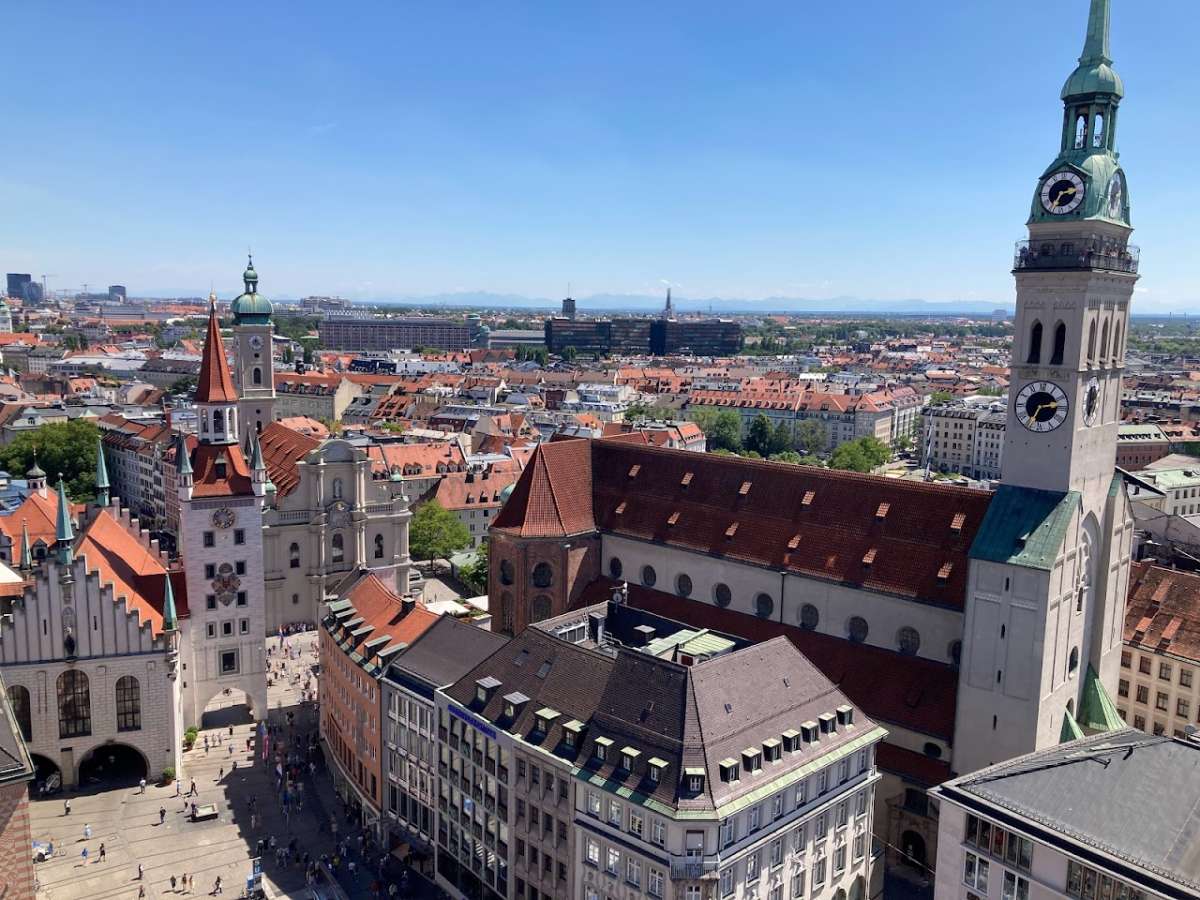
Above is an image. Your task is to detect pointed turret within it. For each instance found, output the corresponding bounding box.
[1080,0,1112,66]
[175,432,194,501]
[54,475,74,567]
[250,431,268,498]
[19,519,32,573]
[26,452,46,497]
[1062,0,1122,102]
[162,571,178,632]
[95,439,110,507]
[195,299,240,445]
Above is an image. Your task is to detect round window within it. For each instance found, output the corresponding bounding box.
[531,562,553,589]
[847,616,868,644]
[609,557,623,580]
[499,559,515,586]
[713,583,732,608]
[897,626,921,656]
[641,565,657,588]
[799,603,820,631]
[923,742,942,759]
[755,593,774,619]
[676,573,693,598]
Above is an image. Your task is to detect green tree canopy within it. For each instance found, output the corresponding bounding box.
[928,390,954,405]
[769,420,794,456]
[743,414,774,457]
[769,450,803,465]
[0,419,100,502]
[795,419,828,455]
[689,407,742,452]
[409,500,471,564]
[828,436,892,473]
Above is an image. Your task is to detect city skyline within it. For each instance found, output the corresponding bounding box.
[5,0,1197,311]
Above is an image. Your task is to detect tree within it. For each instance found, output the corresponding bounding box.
[457,540,490,594]
[0,419,100,502]
[928,391,954,406]
[769,420,794,456]
[409,500,471,564]
[689,408,742,452]
[828,436,892,473]
[169,376,197,395]
[769,450,803,465]
[795,419,828,455]
[561,345,578,363]
[743,414,774,457]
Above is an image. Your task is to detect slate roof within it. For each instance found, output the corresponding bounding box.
[0,672,33,787]
[498,438,991,606]
[933,730,1200,899]
[385,614,508,690]
[970,484,1078,571]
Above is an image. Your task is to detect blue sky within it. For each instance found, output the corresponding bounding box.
[4,1,1196,310]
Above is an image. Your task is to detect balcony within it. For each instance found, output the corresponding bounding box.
[1014,239,1139,275]
[669,855,720,880]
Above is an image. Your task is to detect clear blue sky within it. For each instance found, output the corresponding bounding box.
[4,1,1196,311]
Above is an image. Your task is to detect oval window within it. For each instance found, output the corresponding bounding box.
[713,583,732,608]
[755,593,774,619]
[676,573,693,598]
[847,616,868,644]
[609,557,623,580]
[897,626,921,656]
[641,565,656,588]
[800,604,820,631]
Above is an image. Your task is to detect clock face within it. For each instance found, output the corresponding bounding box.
[248,335,264,351]
[1040,171,1086,215]
[1106,172,1125,220]
[1083,377,1101,426]
[1015,381,1070,432]
[211,507,235,529]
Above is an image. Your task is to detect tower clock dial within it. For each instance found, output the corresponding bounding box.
[1040,171,1086,215]
[1105,172,1126,220]
[211,507,236,529]
[1083,377,1101,426]
[1015,381,1070,432]
[248,335,264,351]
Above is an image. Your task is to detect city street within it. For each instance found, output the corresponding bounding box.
[27,635,437,900]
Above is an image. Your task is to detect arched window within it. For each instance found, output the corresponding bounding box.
[675,573,693,598]
[1074,114,1087,149]
[755,593,774,619]
[332,478,343,500]
[897,626,921,656]
[500,559,515,585]
[1069,647,1080,673]
[1113,321,1123,360]
[57,670,91,739]
[1087,319,1097,364]
[530,595,552,623]
[1092,112,1105,148]
[1027,321,1042,364]
[289,543,300,569]
[1050,321,1067,365]
[213,410,224,434]
[7,685,31,742]
[799,603,819,631]
[374,534,384,560]
[331,532,344,564]
[532,562,553,589]
[641,565,657,588]
[201,410,209,434]
[713,583,732,608]
[608,557,622,580]
[847,616,869,644]
[1100,319,1110,362]
[115,675,141,732]
[948,640,963,667]
[252,367,263,386]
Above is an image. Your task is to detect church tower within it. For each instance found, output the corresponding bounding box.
[955,0,1134,773]
[177,300,269,727]
[230,255,276,433]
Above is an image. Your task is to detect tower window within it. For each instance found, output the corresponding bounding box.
[1100,320,1110,363]
[1074,114,1087,149]
[1093,112,1105,148]
[1050,322,1066,366]
[374,534,384,559]
[253,367,263,386]
[1027,321,1043,365]
[1113,321,1123,360]
[1087,320,1097,364]
[332,532,345,564]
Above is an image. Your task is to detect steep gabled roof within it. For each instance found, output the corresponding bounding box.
[258,421,321,497]
[491,438,595,538]
[190,444,254,497]
[195,305,237,404]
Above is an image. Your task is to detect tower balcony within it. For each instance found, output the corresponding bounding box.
[1014,239,1139,275]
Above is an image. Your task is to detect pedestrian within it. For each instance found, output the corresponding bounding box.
[82,847,89,863]
[64,798,71,815]
[228,725,234,737]
[84,823,92,840]
[175,777,181,797]
[228,744,233,757]
[159,806,166,825]
[212,875,222,895]
[99,842,106,862]
[189,779,197,796]
[170,874,177,891]
[138,886,146,900]
[139,777,146,794]
[138,862,144,880]
[217,766,223,780]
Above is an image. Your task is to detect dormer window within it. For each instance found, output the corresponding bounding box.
[782,729,801,753]
[594,736,613,763]
[818,713,836,736]
[685,768,705,793]
[742,748,763,773]
[534,707,560,735]
[502,691,529,722]
[620,746,641,772]
[648,757,667,784]
[800,721,819,743]
[563,719,585,749]
[474,675,501,706]
[214,457,227,479]
[763,738,782,763]
[719,758,740,783]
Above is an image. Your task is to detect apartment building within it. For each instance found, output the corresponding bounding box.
[1117,563,1200,738]
[920,402,1006,481]
[319,315,472,352]
[931,730,1200,900]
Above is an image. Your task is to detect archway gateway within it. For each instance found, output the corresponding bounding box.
[201,686,255,729]
[78,742,148,787]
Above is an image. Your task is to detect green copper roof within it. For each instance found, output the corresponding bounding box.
[231,254,273,324]
[970,485,1078,571]
[1060,709,1085,743]
[55,476,74,544]
[1063,0,1123,100]
[1078,664,1124,733]
[163,572,178,631]
[175,432,192,476]
[19,520,31,571]
[94,440,109,490]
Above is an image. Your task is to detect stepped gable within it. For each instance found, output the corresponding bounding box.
[491,437,594,538]
[258,421,321,497]
[74,507,187,637]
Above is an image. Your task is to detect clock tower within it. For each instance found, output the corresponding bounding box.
[955,0,1135,774]
[177,299,269,728]
[230,255,276,433]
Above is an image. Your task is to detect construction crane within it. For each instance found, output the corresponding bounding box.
[39,274,56,301]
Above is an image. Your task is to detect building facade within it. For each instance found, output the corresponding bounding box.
[319,315,472,352]
[230,257,278,433]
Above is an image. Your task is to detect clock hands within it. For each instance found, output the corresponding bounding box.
[1051,186,1076,207]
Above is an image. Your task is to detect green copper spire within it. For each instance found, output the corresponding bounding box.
[175,432,192,476]
[54,475,74,566]
[250,431,265,472]
[19,519,31,572]
[95,440,110,507]
[162,572,178,632]
[1062,0,1122,101]
[1081,0,1111,65]
[1059,709,1085,743]
[1078,664,1125,732]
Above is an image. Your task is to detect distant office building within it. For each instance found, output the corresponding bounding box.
[108,285,127,301]
[5,275,31,301]
[318,314,472,351]
[561,294,576,319]
[544,316,742,357]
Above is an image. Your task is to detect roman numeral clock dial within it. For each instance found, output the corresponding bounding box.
[1015,381,1069,433]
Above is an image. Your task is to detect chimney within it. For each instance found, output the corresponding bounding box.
[401,597,416,618]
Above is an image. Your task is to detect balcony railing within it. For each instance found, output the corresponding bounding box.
[669,855,720,880]
[1014,239,1139,274]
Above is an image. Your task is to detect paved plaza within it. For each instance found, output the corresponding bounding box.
[27,634,432,900]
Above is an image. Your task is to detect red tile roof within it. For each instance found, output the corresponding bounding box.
[190,444,254,497]
[195,305,237,403]
[491,438,595,538]
[338,573,439,660]
[259,421,321,497]
[1125,562,1200,663]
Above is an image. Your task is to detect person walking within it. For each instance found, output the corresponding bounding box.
[84,823,92,840]
[64,798,71,815]
[175,777,181,797]
[98,842,106,862]
[212,874,222,895]
[159,806,166,825]
[189,779,197,796]
[139,777,146,794]
[81,846,89,863]
[138,886,146,900]
[138,862,144,880]
[170,874,177,891]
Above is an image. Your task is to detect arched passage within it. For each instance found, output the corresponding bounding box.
[901,829,927,868]
[78,742,148,787]
[200,686,256,729]
[30,754,61,793]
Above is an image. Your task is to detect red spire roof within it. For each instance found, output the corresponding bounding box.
[195,302,237,404]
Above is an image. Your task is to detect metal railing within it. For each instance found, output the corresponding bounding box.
[669,855,720,879]
[1014,239,1139,274]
